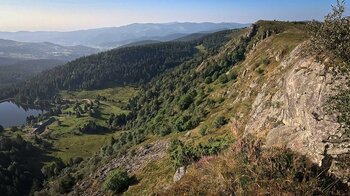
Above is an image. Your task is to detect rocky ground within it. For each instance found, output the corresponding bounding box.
[72,140,169,195]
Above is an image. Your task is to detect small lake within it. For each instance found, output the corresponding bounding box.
[0,101,45,128]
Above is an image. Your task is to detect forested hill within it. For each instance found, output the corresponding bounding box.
[1,30,235,103]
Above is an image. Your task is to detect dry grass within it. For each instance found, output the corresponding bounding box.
[161,136,349,195]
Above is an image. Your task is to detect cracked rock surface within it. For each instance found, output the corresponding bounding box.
[244,44,350,184]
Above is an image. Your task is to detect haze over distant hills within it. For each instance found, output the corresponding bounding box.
[0,22,249,49]
[0,22,248,88]
[0,39,99,61]
[0,39,99,88]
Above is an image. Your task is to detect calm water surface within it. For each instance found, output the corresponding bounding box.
[0,101,45,128]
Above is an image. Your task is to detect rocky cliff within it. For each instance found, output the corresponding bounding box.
[243,42,350,184]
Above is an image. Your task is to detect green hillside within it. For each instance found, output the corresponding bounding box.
[0,30,234,104]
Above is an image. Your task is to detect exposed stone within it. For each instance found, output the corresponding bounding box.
[173,166,186,182]
[185,131,192,137]
[244,43,350,184]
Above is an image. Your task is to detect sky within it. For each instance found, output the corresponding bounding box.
[0,0,345,31]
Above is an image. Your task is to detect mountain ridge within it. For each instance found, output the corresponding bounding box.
[0,22,249,48]
[0,38,99,61]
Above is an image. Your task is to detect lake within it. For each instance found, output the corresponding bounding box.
[0,101,45,128]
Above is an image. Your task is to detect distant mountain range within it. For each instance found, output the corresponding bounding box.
[0,39,99,61]
[0,22,249,88]
[0,39,98,88]
[0,22,249,49]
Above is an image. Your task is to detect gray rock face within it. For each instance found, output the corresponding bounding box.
[173,166,187,182]
[244,44,350,184]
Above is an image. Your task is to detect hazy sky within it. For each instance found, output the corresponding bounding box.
[0,0,344,31]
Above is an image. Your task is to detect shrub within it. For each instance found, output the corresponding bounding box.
[199,126,207,136]
[159,126,172,136]
[261,57,271,65]
[218,74,229,84]
[169,137,233,168]
[174,115,200,132]
[10,126,19,132]
[55,174,75,194]
[169,139,199,168]
[327,87,350,137]
[211,71,219,81]
[179,94,193,110]
[228,71,238,81]
[198,138,230,156]
[204,76,212,84]
[102,168,131,193]
[68,157,83,166]
[79,121,108,134]
[0,125,4,132]
[202,64,221,78]
[308,0,350,64]
[256,68,265,75]
[183,117,200,131]
[41,159,65,179]
[174,117,185,132]
[213,116,228,128]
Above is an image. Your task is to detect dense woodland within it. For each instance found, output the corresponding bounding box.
[123,27,255,139]
[0,136,42,196]
[0,59,64,88]
[0,42,196,103]
[0,30,235,104]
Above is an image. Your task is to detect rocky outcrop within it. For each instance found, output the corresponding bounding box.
[244,44,350,184]
[72,140,169,196]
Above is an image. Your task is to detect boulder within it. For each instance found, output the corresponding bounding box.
[173,166,186,182]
